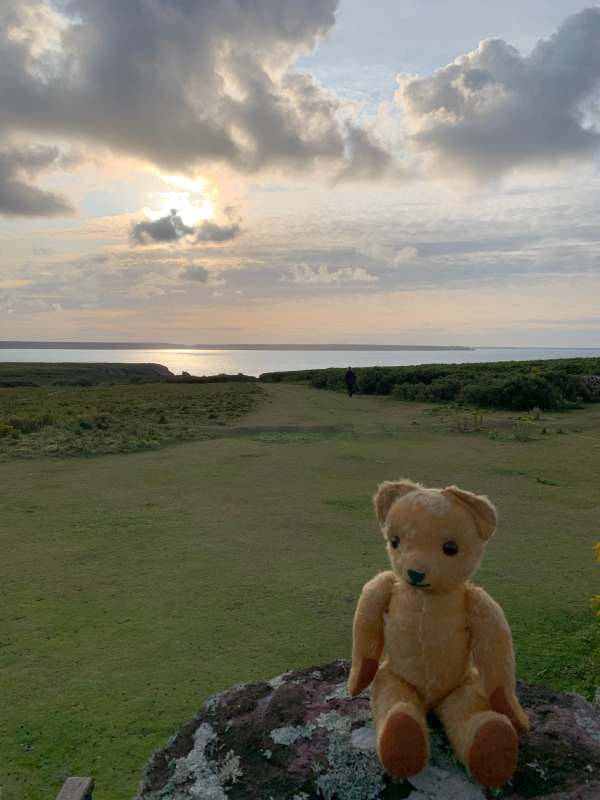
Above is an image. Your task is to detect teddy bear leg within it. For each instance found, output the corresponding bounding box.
[371,660,429,778]
[435,682,518,788]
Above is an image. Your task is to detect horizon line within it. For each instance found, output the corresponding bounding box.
[0,340,476,351]
[1,341,599,351]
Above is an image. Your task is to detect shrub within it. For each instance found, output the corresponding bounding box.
[8,414,52,434]
[460,379,504,408]
[272,356,600,412]
[451,411,483,433]
[513,419,537,441]
[428,377,462,402]
[392,382,430,401]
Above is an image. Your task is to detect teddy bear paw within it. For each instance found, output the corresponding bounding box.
[378,708,428,777]
[348,657,379,696]
[468,716,518,788]
[490,686,530,734]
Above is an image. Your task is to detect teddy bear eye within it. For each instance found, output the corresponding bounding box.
[443,540,459,556]
[390,536,400,549]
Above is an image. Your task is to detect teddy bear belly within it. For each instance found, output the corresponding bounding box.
[383,616,470,706]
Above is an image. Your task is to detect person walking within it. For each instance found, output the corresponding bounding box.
[344,366,357,397]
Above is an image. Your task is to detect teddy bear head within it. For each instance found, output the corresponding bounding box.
[373,479,497,595]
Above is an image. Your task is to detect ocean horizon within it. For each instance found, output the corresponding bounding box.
[1,345,599,378]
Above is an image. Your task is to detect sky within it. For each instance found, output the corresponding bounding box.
[1,0,600,346]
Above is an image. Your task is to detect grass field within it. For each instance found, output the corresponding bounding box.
[0,382,262,458]
[1,382,600,799]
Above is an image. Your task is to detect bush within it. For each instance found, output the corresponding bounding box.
[262,357,600,413]
[428,377,462,402]
[7,414,52,434]
[451,411,484,433]
[513,419,537,441]
[461,375,561,411]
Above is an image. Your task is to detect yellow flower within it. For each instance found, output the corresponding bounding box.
[593,595,600,617]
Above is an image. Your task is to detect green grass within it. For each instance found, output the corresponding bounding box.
[1,384,599,799]
[0,382,263,458]
[0,362,172,387]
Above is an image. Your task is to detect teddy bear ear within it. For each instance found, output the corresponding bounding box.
[373,479,421,526]
[442,486,497,541]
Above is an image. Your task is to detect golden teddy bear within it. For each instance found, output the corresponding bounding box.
[348,479,530,788]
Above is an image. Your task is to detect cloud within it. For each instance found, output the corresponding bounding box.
[333,125,405,183]
[284,263,378,284]
[0,0,396,182]
[0,143,73,216]
[195,220,241,244]
[181,266,209,283]
[396,7,600,181]
[131,210,242,246]
[392,246,419,265]
[131,211,194,244]
[2,2,600,201]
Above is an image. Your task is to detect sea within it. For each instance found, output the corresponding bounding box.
[1,347,599,377]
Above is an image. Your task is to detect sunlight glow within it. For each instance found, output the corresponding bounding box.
[144,173,216,227]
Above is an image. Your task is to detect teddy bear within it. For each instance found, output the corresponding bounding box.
[347,479,530,788]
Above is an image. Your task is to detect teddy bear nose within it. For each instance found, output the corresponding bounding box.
[407,569,426,584]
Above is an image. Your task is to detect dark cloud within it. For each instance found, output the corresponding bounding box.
[181,266,209,283]
[0,0,396,181]
[131,210,194,244]
[0,144,73,217]
[195,220,241,244]
[131,210,242,246]
[396,7,600,181]
[334,126,402,183]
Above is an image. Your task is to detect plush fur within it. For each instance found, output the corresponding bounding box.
[348,479,529,788]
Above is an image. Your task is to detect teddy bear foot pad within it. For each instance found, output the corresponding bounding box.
[469,717,519,788]
[378,708,429,777]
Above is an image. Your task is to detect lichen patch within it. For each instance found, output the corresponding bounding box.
[270,723,315,745]
[151,722,242,800]
[351,726,376,751]
[408,764,485,800]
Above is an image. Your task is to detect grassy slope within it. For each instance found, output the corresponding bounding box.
[0,362,172,386]
[1,384,599,799]
[0,382,262,458]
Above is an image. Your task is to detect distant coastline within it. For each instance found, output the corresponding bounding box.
[0,341,475,352]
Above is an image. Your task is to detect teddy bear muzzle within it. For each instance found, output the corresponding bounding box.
[406,568,429,587]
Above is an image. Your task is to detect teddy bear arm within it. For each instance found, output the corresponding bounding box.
[348,571,395,696]
[467,586,530,734]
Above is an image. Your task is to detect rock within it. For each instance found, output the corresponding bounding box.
[135,660,600,800]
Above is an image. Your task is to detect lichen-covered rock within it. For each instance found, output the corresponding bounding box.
[135,660,600,800]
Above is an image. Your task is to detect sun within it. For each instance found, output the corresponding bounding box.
[143,173,216,227]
